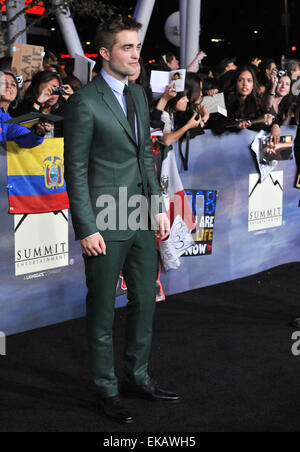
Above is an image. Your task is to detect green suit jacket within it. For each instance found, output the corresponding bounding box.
[64,74,164,241]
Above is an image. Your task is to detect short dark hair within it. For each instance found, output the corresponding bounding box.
[94,16,142,53]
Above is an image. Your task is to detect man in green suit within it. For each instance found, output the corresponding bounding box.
[64,16,180,424]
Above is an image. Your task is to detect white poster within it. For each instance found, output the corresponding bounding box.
[14,210,69,276]
[248,171,283,232]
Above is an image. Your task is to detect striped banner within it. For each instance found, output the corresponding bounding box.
[7,137,69,214]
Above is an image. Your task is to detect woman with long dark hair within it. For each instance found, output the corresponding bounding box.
[223,65,277,132]
[211,65,275,135]
[227,66,266,127]
[174,72,209,138]
[265,71,299,126]
[14,70,73,137]
[161,89,202,146]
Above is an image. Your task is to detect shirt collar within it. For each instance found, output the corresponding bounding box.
[101,69,128,95]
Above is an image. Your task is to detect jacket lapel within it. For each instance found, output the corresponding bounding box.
[94,75,137,146]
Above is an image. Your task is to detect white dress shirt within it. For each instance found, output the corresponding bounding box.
[101,69,138,142]
[86,70,162,240]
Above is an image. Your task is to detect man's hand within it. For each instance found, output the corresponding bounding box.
[197,50,207,62]
[251,57,260,67]
[237,120,252,129]
[264,113,275,125]
[81,233,106,256]
[155,214,170,241]
[35,121,53,136]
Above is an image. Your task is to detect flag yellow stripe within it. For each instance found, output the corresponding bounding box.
[7,138,64,176]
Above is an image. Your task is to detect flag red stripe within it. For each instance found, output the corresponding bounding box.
[9,193,69,214]
[167,190,196,230]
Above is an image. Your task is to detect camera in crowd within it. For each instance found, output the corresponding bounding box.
[16,75,23,89]
[278,69,288,77]
[52,85,67,95]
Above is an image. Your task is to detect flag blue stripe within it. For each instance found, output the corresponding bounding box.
[7,175,67,196]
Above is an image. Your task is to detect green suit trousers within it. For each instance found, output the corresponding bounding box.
[84,229,157,398]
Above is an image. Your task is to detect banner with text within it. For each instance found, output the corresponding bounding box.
[1,128,299,335]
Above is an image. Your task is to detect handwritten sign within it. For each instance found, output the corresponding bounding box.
[11,43,44,80]
[159,215,194,270]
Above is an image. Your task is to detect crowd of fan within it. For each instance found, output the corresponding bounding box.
[0,51,81,139]
[147,53,300,146]
[1,49,300,147]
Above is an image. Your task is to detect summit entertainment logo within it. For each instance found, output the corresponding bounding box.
[248,171,283,232]
[14,210,69,276]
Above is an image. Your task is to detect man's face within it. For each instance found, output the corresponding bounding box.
[100,30,141,81]
[128,62,141,82]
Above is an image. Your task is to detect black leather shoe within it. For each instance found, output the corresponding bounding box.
[97,395,134,424]
[120,378,180,402]
[290,317,300,328]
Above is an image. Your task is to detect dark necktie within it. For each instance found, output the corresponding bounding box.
[123,84,137,140]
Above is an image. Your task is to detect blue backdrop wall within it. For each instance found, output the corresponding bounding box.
[162,126,300,295]
[1,127,299,336]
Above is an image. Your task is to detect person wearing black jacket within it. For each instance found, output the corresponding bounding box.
[13,70,73,137]
[210,66,276,135]
[174,72,209,139]
[264,71,299,126]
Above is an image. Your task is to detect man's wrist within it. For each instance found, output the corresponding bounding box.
[84,232,100,239]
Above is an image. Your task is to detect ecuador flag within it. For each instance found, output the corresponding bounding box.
[7,137,69,214]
